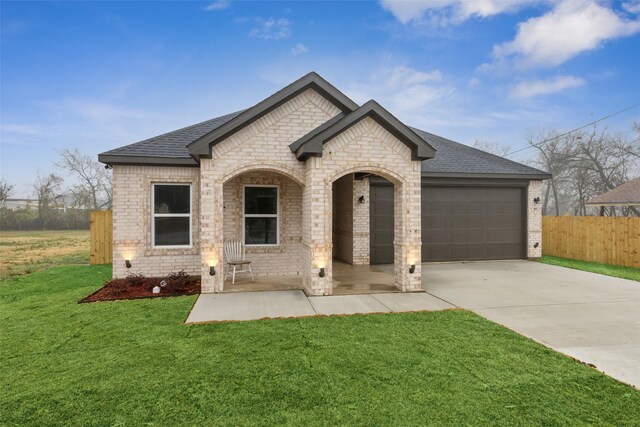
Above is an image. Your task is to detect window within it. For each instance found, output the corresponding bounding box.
[152,184,191,247]
[244,186,278,245]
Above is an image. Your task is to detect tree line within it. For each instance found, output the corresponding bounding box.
[0,148,112,230]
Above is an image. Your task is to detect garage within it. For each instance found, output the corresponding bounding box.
[369,179,527,264]
[421,183,526,262]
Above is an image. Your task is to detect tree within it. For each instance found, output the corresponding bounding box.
[527,124,640,217]
[33,172,63,228]
[0,178,14,207]
[473,139,512,157]
[56,148,112,209]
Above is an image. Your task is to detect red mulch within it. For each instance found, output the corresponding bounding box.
[80,274,200,303]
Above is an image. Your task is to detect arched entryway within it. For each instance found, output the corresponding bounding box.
[330,172,398,294]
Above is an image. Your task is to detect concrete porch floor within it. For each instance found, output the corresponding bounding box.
[222,259,398,295]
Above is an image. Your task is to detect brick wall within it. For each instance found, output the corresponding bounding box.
[527,180,543,258]
[111,165,200,278]
[222,171,302,276]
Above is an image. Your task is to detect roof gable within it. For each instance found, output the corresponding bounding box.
[187,72,358,158]
[290,100,436,161]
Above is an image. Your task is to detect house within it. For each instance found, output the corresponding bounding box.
[98,72,550,295]
[586,177,640,215]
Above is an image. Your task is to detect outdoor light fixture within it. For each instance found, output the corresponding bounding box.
[409,264,415,274]
[209,265,216,276]
[358,195,365,204]
[534,242,539,248]
[533,197,541,204]
[319,267,325,278]
[125,259,132,269]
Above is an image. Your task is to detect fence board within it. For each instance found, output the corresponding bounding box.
[542,216,640,268]
[90,210,112,265]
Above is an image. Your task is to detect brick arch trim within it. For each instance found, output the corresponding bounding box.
[221,163,305,187]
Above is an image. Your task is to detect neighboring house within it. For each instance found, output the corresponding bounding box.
[98,72,550,295]
[586,177,640,215]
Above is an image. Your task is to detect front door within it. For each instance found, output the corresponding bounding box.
[369,184,394,264]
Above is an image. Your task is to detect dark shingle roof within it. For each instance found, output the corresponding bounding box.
[98,110,244,165]
[99,111,549,179]
[413,128,549,178]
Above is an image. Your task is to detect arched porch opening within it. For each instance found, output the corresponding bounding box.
[322,166,415,295]
[219,167,305,292]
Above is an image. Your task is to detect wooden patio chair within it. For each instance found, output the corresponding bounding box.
[223,238,254,285]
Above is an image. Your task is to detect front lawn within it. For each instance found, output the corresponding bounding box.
[1,266,638,425]
[540,256,640,282]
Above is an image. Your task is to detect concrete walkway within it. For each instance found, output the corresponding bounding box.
[418,261,640,389]
[186,290,453,323]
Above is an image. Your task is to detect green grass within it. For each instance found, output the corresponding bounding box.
[540,256,640,282]
[1,266,638,426]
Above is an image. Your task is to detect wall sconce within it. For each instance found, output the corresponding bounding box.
[358,195,365,204]
[319,267,325,278]
[534,242,539,248]
[209,265,216,276]
[533,197,541,204]
[409,264,415,274]
[125,259,132,269]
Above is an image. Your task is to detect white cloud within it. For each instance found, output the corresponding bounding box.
[509,75,585,98]
[204,0,230,11]
[493,0,640,68]
[249,18,291,40]
[291,43,308,55]
[380,0,538,25]
[345,65,452,113]
[623,1,640,14]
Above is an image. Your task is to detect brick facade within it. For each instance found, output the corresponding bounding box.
[109,89,543,294]
[111,165,200,278]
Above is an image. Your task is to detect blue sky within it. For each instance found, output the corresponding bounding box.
[2,0,640,196]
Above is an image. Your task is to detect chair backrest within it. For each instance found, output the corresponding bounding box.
[224,238,245,263]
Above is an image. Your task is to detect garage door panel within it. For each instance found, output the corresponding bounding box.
[422,186,524,262]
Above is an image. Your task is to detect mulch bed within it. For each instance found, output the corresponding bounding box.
[80,272,200,303]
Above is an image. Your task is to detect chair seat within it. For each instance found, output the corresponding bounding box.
[227,260,251,266]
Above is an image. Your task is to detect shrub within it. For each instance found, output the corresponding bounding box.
[166,270,189,288]
[125,273,146,286]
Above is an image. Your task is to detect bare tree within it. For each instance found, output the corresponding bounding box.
[56,148,112,209]
[0,178,14,207]
[527,124,640,217]
[33,172,63,228]
[473,139,512,157]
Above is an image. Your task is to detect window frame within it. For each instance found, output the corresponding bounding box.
[242,184,279,247]
[151,183,192,249]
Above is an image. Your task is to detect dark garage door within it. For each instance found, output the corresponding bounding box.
[422,186,525,262]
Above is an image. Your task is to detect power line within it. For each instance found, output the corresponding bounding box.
[504,101,640,157]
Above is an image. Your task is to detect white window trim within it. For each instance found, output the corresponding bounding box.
[151,183,192,249]
[242,184,279,247]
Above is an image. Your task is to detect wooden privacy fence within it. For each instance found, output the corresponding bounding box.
[542,216,640,268]
[90,210,112,265]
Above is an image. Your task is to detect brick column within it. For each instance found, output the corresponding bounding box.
[393,172,422,292]
[527,180,543,258]
[352,177,370,265]
[302,159,332,295]
[200,161,224,293]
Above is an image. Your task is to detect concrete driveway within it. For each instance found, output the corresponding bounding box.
[422,261,640,388]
